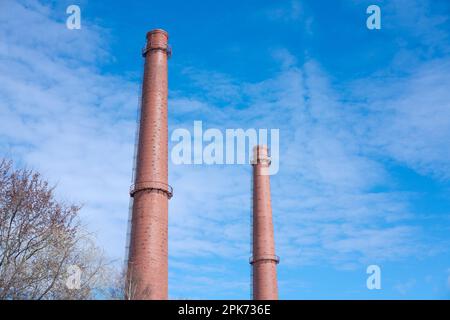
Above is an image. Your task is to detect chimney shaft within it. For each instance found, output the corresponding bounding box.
[127,29,172,300]
[251,145,279,300]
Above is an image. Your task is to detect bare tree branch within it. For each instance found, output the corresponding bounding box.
[0,158,113,300]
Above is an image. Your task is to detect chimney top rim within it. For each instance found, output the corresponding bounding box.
[147,29,169,37]
[253,145,269,152]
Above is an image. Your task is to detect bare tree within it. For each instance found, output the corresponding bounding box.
[0,159,111,300]
[100,265,142,300]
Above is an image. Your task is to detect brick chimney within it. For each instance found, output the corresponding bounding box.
[250,145,279,300]
[126,29,172,300]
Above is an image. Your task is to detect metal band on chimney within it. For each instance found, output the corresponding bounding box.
[249,255,280,265]
[142,29,172,57]
[130,181,173,199]
[142,44,172,58]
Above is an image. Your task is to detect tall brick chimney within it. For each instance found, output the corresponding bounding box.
[250,145,279,300]
[126,29,172,300]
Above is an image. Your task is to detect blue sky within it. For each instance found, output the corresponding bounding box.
[1,0,450,299]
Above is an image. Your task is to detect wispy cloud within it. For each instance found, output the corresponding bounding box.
[0,0,136,258]
[357,59,450,180]
[395,279,417,295]
[265,0,303,22]
[167,55,435,271]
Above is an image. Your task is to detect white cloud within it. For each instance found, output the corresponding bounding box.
[167,57,430,272]
[363,59,450,179]
[265,0,303,22]
[0,0,136,258]
[271,48,298,70]
[395,279,417,296]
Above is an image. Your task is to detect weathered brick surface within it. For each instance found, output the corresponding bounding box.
[252,145,279,300]
[127,29,170,300]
